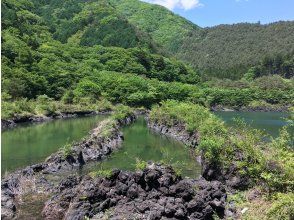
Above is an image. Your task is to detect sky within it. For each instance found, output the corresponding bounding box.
[142,0,294,27]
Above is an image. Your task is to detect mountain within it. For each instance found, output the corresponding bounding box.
[109,0,201,53]
[30,0,162,52]
[110,0,294,79]
[1,0,293,115]
[1,0,198,100]
[179,22,294,79]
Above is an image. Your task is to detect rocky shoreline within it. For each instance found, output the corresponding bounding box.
[1,114,136,219]
[211,105,290,112]
[147,118,251,190]
[1,110,112,131]
[42,163,229,220]
[2,113,241,219]
[147,118,199,148]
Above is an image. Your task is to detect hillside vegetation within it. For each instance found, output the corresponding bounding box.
[180,22,294,79]
[31,0,163,52]
[1,0,293,119]
[1,0,199,101]
[111,0,294,79]
[109,0,200,53]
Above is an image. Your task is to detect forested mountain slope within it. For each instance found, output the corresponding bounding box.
[111,0,294,79]
[180,22,294,79]
[1,0,199,100]
[30,0,161,52]
[109,0,201,53]
[1,0,293,113]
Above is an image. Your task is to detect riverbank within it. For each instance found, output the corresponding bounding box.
[1,108,221,220]
[1,97,115,131]
[1,107,136,219]
[2,102,293,219]
[1,110,108,131]
[211,104,290,112]
[148,100,294,219]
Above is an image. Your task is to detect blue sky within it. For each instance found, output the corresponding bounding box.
[143,0,294,27]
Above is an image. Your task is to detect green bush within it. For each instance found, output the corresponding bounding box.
[267,193,294,220]
[150,101,294,192]
[135,158,147,170]
[112,104,133,121]
[89,169,113,178]
[61,143,73,159]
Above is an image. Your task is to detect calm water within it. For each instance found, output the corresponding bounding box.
[215,111,290,138]
[2,112,290,174]
[1,115,106,173]
[86,117,201,178]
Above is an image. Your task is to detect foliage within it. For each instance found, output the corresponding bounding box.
[112,105,133,121]
[1,98,115,119]
[110,0,294,79]
[135,158,147,171]
[180,22,294,80]
[94,118,117,138]
[89,169,113,179]
[110,0,200,53]
[267,193,294,220]
[150,101,294,192]
[61,142,73,159]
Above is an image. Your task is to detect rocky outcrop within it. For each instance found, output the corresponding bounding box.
[147,117,251,190]
[147,119,199,147]
[1,114,136,219]
[201,158,251,190]
[1,165,54,219]
[42,164,227,220]
[1,119,16,130]
[21,114,135,175]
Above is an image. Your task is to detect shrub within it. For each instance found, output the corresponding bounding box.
[112,104,133,121]
[135,158,147,170]
[150,101,294,192]
[61,143,73,159]
[267,193,294,220]
[89,169,113,178]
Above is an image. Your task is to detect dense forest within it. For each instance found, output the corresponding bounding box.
[111,0,294,79]
[2,0,293,108]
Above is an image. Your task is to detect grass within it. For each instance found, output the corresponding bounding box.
[1,95,115,120]
[135,158,147,170]
[151,100,294,191]
[227,189,294,220]
[61,142,73,159]
[89,169,113,178]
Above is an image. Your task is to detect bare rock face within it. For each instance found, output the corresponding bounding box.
[147,120,199,148]
[1,119,16,130]
[42,164,227,220]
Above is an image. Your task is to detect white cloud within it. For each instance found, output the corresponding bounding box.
[142,0,203,10]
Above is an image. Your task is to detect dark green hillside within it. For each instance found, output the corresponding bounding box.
[109,0,201,53]
[31,0,161,52]
[110,0,294,79]
[180,22,294,79]
[1,0,199,100]
[1,0,293,114]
